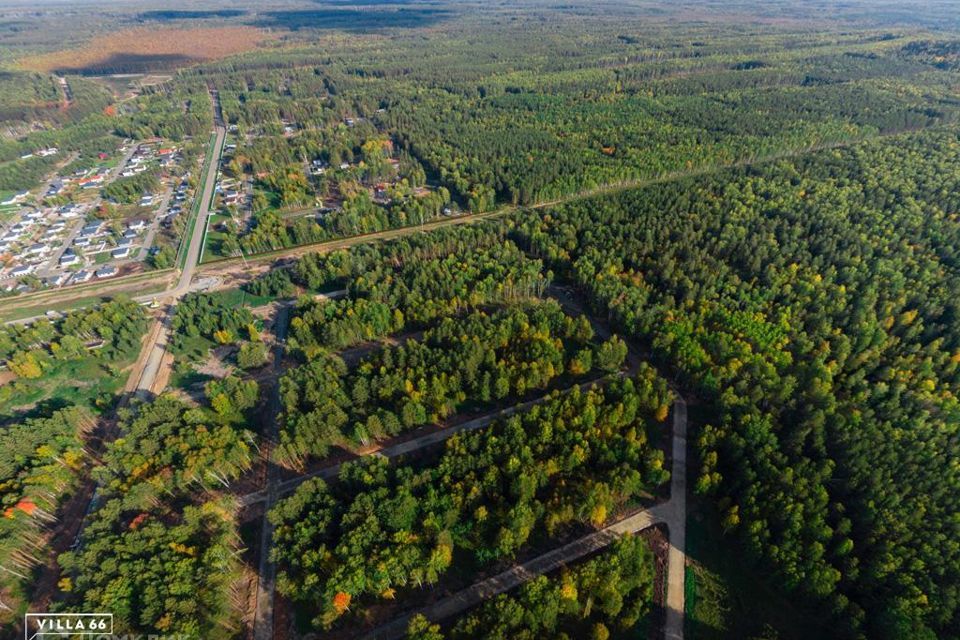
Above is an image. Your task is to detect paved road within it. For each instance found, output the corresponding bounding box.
[0,149,758,311]
[24,86,693,637]
[176,125,225,295]
[36,144,136,280]
[124,316,165,395]
[132,279,222,396]
[2,132,894,321]
[1,273,208,328]
[22,97,231,625]
[138,182,174,262]
[659,397,688,640]
[37,218,83,278]
[133,305,174,396]
[192,133,892,278]
[32,150,79,204]
[25,295,169,621]
[134,120,225,395]
[362,507,662,640]
[361,392,687,640]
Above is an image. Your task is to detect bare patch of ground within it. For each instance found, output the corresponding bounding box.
[150,350,175,396]
[196,345,236,379]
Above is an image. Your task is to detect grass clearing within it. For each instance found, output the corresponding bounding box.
[170,333,215,362]
[215,286,275,309]
[169,366,215,394]
[0,350,135,422]
[201,212,233,263]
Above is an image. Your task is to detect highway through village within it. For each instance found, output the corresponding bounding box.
[132,120,225,396]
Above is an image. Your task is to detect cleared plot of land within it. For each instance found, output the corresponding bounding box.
[19,27,275,75]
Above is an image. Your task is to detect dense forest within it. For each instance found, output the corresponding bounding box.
[55,392,256,637]
[3,8,956,244]
[285,227,551,353]
[0,407,94,614]
[276,302,628,467]
[514,127,960,639]
[0,73,116,189]
[171,290,258,351]
[1,3,959,638]
[405,535,656,640]
[180,25,960,260]
[270,370,672,630]
[0,64,211,194]
[0,299,148,374]
[0,299,148,618]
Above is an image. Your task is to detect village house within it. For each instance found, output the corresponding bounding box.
[95,265,118,279]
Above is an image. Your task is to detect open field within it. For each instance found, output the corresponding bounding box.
[18,26,275,75]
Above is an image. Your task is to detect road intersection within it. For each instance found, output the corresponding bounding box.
[21,99,690,638]
[356,388,688,640]
[242,313,688,640]
[133,123,225,396]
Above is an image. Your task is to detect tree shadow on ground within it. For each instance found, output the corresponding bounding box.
[0,396,72,428]
[138,9,248,21]
[52,53,197,76]
[252,8,452,32]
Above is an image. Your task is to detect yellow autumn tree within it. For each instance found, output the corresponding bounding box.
[9,351,42,379]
